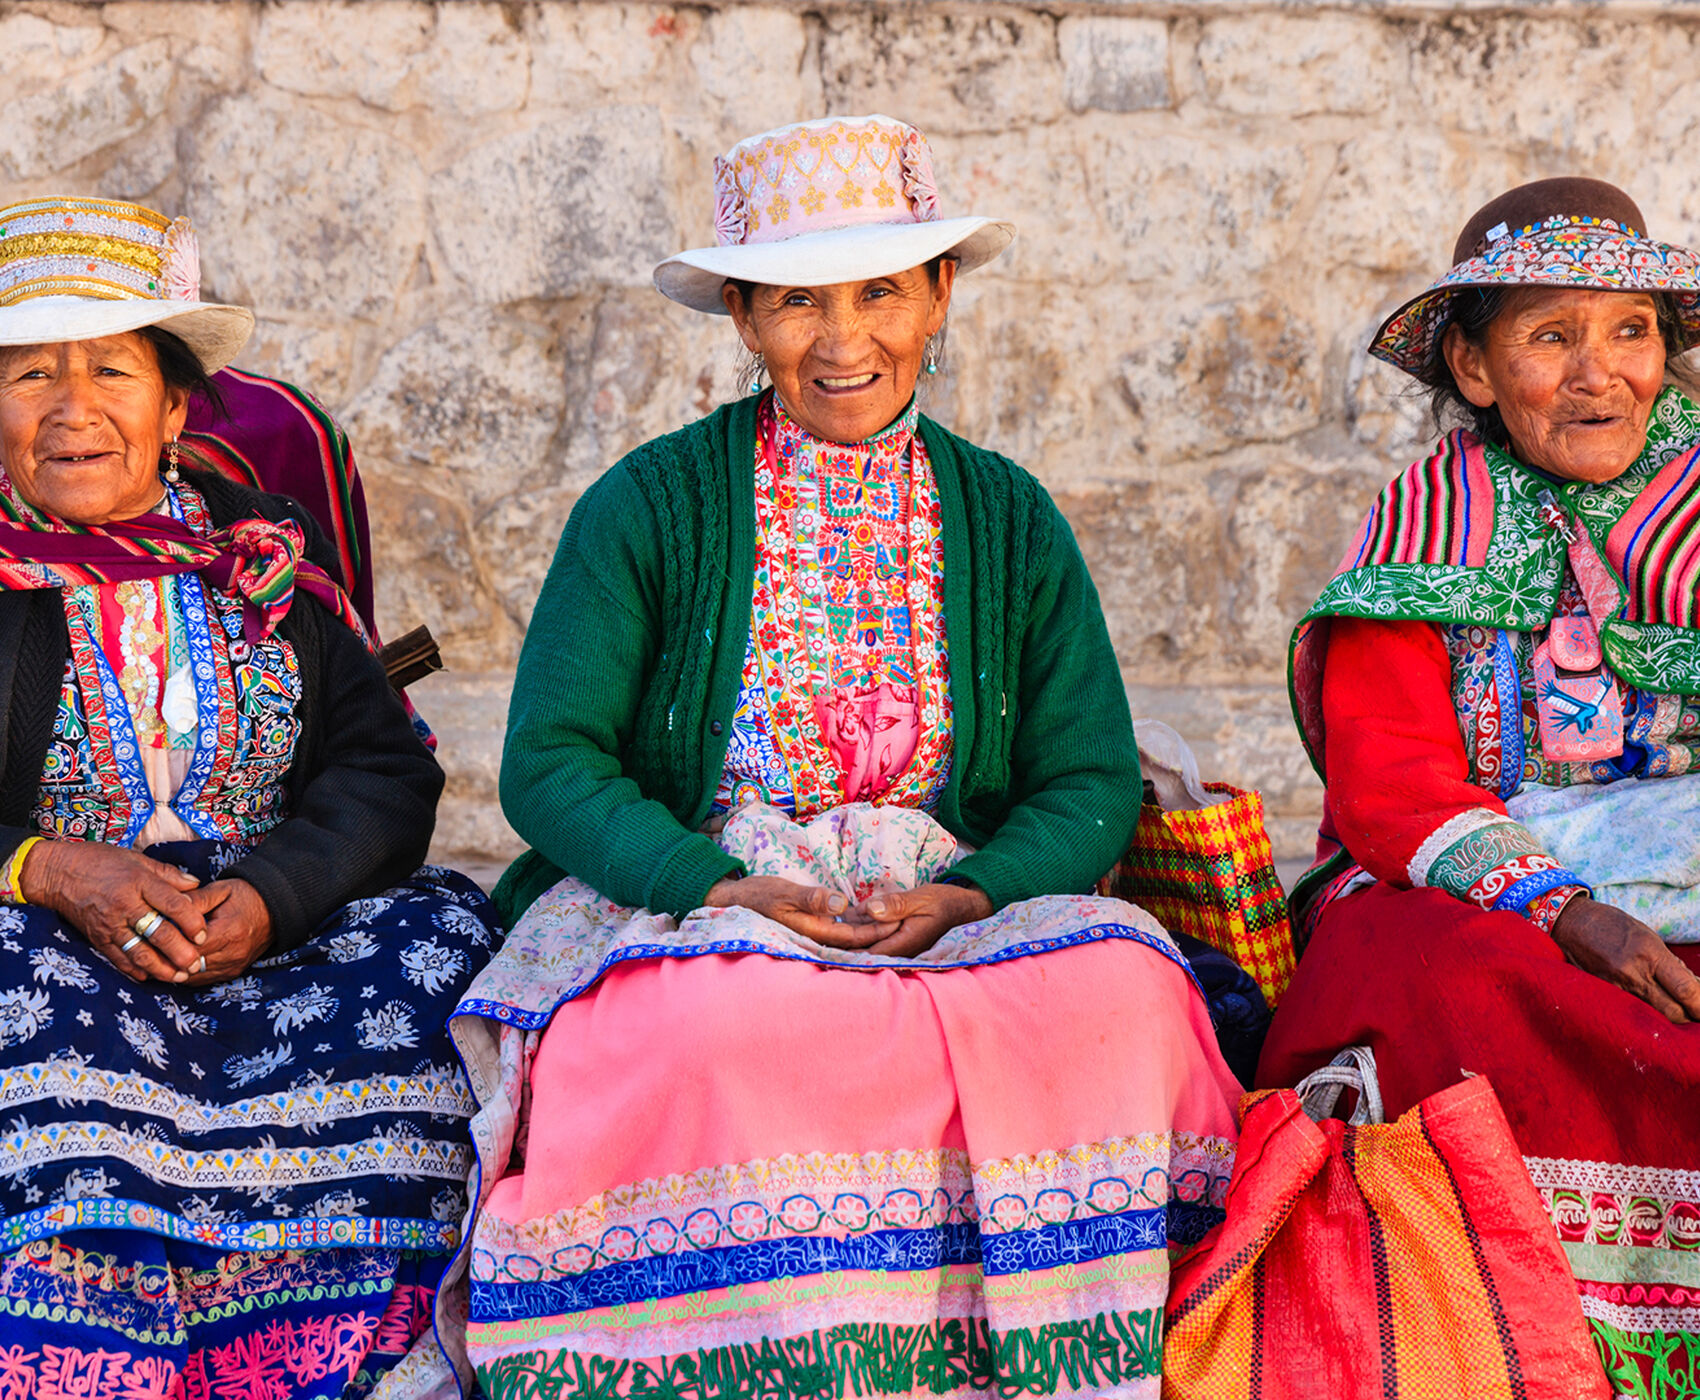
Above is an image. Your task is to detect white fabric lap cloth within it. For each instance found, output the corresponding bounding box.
[1509,772,1700,940]
[428,803,1241,1400]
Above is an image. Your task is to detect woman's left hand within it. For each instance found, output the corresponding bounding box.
[177,879,274,985]
[856,883,994,958]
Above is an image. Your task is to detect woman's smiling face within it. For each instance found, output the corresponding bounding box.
[723,261,955,444]
[0,334,188,523]
[1443,287,1667,483]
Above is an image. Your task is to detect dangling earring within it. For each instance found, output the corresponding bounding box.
[164,438,181,484]
[748,355,767,395]
[924,340,939,376]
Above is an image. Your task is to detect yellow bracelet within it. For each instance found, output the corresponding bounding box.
[1,837,44,905]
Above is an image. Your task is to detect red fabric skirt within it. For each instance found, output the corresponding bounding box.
[1259,884,1700,1397]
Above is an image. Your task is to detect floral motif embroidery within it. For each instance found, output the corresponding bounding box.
[1374,216,1700,374]
[710,117,941,250]
[1524,884,1588,936]
[32,484,301,847]
[715,395,951,818]
[0,1238,435,1399]
[1411,810,1579,914]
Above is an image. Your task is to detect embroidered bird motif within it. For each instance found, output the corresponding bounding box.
[1541,680,1605,734]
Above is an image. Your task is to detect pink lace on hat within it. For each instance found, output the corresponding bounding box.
[711,116,941,249]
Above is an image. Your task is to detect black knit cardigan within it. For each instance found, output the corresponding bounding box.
[0,470,442,950]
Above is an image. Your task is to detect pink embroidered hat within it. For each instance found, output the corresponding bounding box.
[1371,177,1700,375]
[654,115,1014,314]
[0,196,254,372]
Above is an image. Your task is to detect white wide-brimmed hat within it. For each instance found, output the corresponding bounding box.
[0,197,254,372]
[654,114,1014,314]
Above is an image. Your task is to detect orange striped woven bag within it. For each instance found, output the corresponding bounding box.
[1163,1049,1610,1399]
[1099,784,1295,1007]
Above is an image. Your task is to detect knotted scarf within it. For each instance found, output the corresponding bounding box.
[0,507,368,646]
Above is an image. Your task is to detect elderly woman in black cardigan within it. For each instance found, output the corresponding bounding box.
[0,196,499,1389]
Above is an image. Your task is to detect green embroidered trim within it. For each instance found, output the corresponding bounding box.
[1567,1242,1700,1288]
[1591,1317,1700,1400]
[1422,819,1547,904]
[477,1310,1163,1400]
[185,1274,397,1326]
[1298,387,1700,695]
[0,1293,185,1346]
[1601,621,1700,695]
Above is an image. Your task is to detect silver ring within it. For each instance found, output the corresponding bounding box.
[193,955,207,974]
[119,934,144,954]
[133,910,165,941]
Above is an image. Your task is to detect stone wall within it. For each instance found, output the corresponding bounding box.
[5,0,1696,879]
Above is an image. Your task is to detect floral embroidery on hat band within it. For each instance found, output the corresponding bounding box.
[712,116,941,250]
[1372,214,1700,375]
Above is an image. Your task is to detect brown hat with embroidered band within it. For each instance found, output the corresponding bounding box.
[1370,177,1700,375]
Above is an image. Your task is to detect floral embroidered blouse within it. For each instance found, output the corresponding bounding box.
[34,483,303,849]
[712,393,952,822]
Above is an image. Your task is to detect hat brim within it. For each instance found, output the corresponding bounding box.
[654,216,1014,314]
[0,296,255,374]
[1370,227,1700,374]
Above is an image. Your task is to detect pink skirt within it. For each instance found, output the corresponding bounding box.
[448,805,1241,1399]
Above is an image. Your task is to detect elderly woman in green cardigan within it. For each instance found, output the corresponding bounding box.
[442,116,1239,1400]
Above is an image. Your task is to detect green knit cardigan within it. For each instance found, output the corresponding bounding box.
[492,394,1142,925]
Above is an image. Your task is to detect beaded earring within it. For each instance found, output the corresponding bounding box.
[748,355,767,395]
[924,340,939,376]
[164,438,181,484]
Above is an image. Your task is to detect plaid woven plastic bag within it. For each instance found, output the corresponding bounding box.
[1100,784,1295,1006]
[1162,1049,1609,1399]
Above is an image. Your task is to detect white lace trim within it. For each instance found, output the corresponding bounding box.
[1407,808,1517,888]
[1578,1294,1700,1332]
[0,1120,472,1189]
[1525,1155,1700,1201]
[0,1059,473,1133]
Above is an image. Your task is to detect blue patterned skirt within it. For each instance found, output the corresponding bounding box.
[0,841,500,1394]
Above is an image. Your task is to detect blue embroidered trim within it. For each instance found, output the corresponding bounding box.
[470,1201,1219,1323]
[1490,867,1590,913]
[1492,628,1525,800]
[168,568,229,837]
[454,922,1202,1032]
[0,1194,457,1255]
[70,592,158,845]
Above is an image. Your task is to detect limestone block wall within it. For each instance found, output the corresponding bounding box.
[3,0,1694,880]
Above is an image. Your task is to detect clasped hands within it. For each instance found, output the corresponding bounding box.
[704,874,993,958]
[20,841,272,986]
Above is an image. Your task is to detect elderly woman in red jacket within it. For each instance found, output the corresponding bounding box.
[443,116,1240,1399]
[1263,178,1700,1392]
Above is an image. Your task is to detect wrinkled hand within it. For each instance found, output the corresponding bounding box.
[704,875,881,949]
[856,883,995,959]
[177,879,273,986]
[1551,895,1700,1023]
[22,839,208,984]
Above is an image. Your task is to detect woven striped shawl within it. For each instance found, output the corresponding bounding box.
[1292,386,1700,776]
[0,508,364,646]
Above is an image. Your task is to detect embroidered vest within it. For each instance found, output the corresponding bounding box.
[33,484,302,846]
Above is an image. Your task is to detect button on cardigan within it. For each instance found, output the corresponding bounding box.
[494,395,1142,925]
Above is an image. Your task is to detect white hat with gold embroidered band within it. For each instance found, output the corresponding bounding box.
[654,114,1015,314]
[0,197,254,372]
